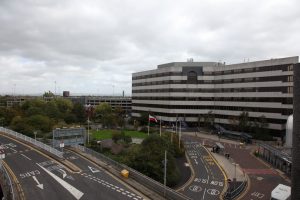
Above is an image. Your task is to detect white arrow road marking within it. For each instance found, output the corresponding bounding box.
[32,176,44,190]
[21,154,31,160]
[58,169,67,179]
[88,166,100,173]
[37,163,84,200]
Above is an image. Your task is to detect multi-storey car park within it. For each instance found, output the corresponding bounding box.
[4,95,132,114]
[132,56,299,135]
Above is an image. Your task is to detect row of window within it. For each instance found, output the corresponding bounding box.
[132,87,290,94]
[132,104,292,115]
[132,64,293,80]
[132,97,293,104]
[132,75,292,87]
[133,112,288,124]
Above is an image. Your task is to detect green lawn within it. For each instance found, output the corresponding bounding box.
[91,129,148,140]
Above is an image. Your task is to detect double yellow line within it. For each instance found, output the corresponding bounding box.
[2,160,26,200]
[203,146,228,200]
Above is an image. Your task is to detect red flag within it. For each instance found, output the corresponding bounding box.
[149,114,158,123]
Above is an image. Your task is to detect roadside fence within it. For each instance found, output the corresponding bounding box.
[223,178,248,200]
[0,127,63,158]
[72,144,191,200]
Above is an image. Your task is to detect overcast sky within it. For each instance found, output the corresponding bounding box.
[0,0,299,96]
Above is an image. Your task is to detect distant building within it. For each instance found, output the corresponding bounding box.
[5,95,132,114]
[63,91,70,97]
[132,56,299,135]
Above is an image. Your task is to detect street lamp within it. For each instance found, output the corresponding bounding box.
[34,131,37,145]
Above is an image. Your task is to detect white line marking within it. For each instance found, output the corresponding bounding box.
[9,148,18,153]
[21,154,31,160]
[37,163,84,200]
[202,188,207,200]
[194,159,198,165]
[88,166,100,173]
[58,169,67,179]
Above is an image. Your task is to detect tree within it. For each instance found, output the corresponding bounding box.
[197,114,203,128]
[114,106,125,127]
[138,112,149,126]
[43,91,55,97]
[203,111,214,128]
[10,116,34,136]
[72,103,85,123]
[252,115,270,140]
[124,135,180,186]
[95,103,115,128]
[238,111,252,132]
[44,101,60,119]
[55,98,73,114]
[27,115,53,133]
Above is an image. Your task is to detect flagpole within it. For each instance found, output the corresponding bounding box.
[179,120,181,149]
[160,116,162,137]
[148,115,150,136]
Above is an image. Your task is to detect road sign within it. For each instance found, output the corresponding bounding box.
[60,143,65,148]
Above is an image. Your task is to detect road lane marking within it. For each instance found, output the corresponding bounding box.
[20,170,40,179]
[202,188,207,200]
[58,169,67,179]
[88,166,100,173]
[37,163,84,200]
[81,173,142,199]
[21,154,31,160]
[194,159,198,165]
[32,176,44,190]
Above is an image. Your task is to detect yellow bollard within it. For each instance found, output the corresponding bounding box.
[121,169,129,178]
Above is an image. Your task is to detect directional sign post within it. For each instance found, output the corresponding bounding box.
[60,143,64,153]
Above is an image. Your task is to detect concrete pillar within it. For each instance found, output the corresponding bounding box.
[292,63,300,200]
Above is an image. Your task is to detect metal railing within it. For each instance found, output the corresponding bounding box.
[72,144,191,200]
[0,127,63,158]
[223,178,248,200]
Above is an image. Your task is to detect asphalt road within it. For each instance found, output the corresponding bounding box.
[181,137,226,200]
[187,135,291,200]
[0,134,144,200]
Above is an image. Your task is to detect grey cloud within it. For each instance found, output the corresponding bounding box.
[0,0,300,95]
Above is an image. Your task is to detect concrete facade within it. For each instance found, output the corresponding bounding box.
[132,56,298,135]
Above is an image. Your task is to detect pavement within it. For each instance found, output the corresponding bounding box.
[0,133,147,200]
[209,150,245,182]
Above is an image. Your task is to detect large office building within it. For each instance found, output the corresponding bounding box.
[132,56,299,135]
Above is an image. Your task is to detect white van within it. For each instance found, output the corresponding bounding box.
[271,184,291,200]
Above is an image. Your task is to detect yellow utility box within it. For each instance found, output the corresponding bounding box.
[121,169,129,178]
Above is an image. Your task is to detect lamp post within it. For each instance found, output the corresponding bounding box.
[34,131,37,145]
[163,150,167,197]
[232,163,239,190]
[179,120,181,148]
